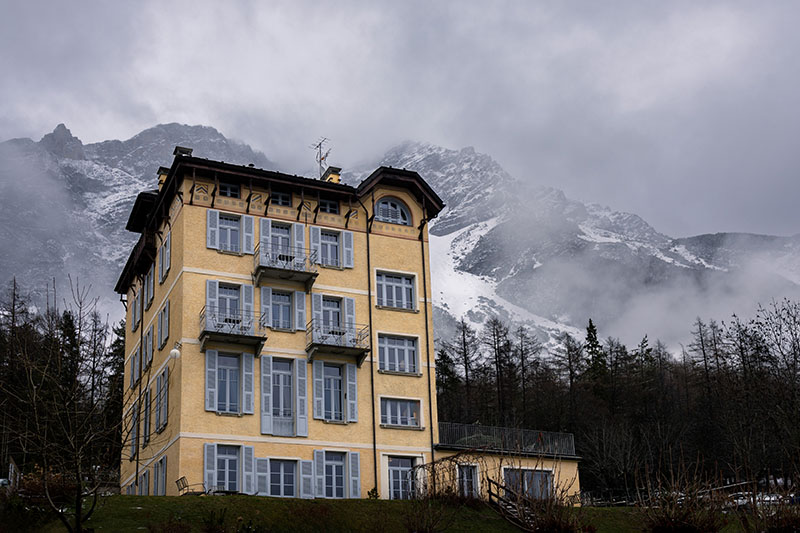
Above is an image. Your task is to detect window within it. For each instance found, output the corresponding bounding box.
[271,223,291,256]
[129,401,139,460]
[504,469,553,500]
[381,398,421,428]
[158,231,171,283]
[130,346,140,389]
[320,231,340,267]
[139,470,150,496]
[217,354,241,414]
[219,214,241,253]
[218,284,241,323]
[376,273,415,310]
[388,457,415,500]
[145,264,155,309]
[157,301,170,349]
[216,445,240,492]
[142,387,151,446]
[272,292,292,329]
[323,364,343,422]
[219,182,240,198]
[144,325,153,369]
[324,452,346,498]
[378,335,418,374]
[459,465,478,498]
[272,191,291,206]
[153,456,167,496]
[319,198,339,214]
[375,197,411,226]
[272,359,294,436]
[155,367,169,432]
[131,292,140,332]
[270,459,296,497]
[322,297,341,330]
[206,350,255,415]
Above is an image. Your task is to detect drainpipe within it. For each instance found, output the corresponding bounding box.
[419,204,436,493]
[357,195,379,494]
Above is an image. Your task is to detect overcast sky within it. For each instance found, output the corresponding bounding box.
[1,1,799,237]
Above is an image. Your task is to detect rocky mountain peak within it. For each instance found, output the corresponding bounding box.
[39,123,85,160]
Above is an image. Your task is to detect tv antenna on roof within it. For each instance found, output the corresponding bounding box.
[310,137,331,178]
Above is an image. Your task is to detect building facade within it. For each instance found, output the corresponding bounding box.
[116,148,580,501]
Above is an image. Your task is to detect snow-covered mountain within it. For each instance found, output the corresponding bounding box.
[1,125,798,346]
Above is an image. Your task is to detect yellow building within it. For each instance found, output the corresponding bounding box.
[115,147,580,502]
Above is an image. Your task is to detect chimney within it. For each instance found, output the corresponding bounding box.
[173,146,193,157]
[157,166,170,191]
[321,166,342,184]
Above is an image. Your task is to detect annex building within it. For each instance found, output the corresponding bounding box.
[116,148,580,501]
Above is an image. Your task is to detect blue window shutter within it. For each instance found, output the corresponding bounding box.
[349,452,361,498]
[164,232,171,275]
[135,346,141,383]
[256,458,269,495]
[294,291,306,331]
[260,218,271,256]
[300,460,314,499]
[260,287,272,329]
[206,280,219,330]
[207,209,219,249]
[204,443,216,493]
[160,456,167,496]
[295,360,308,437]
[243,352,254,414]
[155,374,162,428]
[312,360,324,420]
[205,350,218,412]
[142,388,150,444]
[311,293,323,343]
[346,363,358,423]
[243,215,255,255]
[314,449,325,498]
[260,355,273,434]
[161,367,169,428]
[310,226,321,264]
[243,284,254,335]
[293,223,305,251]
[163,300,170,344]
[243,445,255,494]
[343,231,354,268]
[158,244,164,282]
[153,460,160,496]
[344,297,356,346]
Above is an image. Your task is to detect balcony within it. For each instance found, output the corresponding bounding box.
[199,305,266,352]
[436,422,577,458]
[254,242,318,289]
[305,318,370,366]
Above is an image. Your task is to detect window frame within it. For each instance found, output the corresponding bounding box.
[319,230,341,267]
[269,459,297,498]
[318,198,339,214]
[378,334,419,375]
[376,271,416,310]
[458,464,480,498]
[272,191,292,206]
[271,291,293,330]
[375,196,412,226]
[324,451,346,498]
[216,445,240,493]
[322,363,344,422]
[217,353,242,414]
[380,397,422,428]
[502,467,554,500]
[388,456,416,500]
[219,182,240,198]
[218,213,242,253]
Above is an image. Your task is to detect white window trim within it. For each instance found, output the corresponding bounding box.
[373,269,418,312]
[377,395,425,430]
[374,196,413,226]
[379,452,425,501]
[375,331,421,376]
[456,463,481,498]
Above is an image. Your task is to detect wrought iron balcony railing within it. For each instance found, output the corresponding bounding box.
[254,242,318,275]
[199,305,263,338]
[437,422,576,457]
[305,319,370,351]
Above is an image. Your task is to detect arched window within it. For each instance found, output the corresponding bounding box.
[375,197,411,226]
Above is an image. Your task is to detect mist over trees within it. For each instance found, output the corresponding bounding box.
[436,300,800,497]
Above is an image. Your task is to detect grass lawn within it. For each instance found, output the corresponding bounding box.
[25,497,752,532]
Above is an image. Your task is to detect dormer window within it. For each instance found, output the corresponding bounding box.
[219,182,240,198]
[272,192,291,206]
[375,197,411,226]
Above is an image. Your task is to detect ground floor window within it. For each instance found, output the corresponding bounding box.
[504,468,553,500]
[217,445,240,492]
[458,465,478,498]
[270,459,296,497]
[325,451,346,498]
[388,456,415,500]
